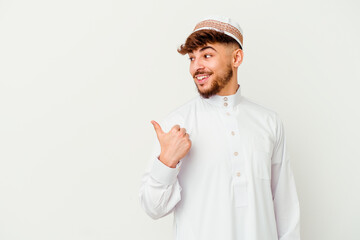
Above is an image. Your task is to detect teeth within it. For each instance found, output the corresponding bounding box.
[197,75,208,80]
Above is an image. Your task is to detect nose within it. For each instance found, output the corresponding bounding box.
[190,58,205,75]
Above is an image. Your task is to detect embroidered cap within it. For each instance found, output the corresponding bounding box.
[192,15,244,50]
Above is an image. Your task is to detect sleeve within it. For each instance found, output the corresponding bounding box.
[138,120,183,220]
[271,115,301,240]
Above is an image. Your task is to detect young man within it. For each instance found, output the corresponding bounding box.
[139,16,301,240]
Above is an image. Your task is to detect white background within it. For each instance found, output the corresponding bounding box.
[1,0,359,239]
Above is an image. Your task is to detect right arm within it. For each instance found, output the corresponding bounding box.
[139,155,182,220]
[139,120,191,220]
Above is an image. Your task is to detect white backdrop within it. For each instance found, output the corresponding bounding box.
[1,0,359,239]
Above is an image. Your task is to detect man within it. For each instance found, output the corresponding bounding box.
[139,16,301,240]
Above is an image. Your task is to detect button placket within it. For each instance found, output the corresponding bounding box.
[223,106,242,175]
[216,94,248,207]
[221,99,243,178]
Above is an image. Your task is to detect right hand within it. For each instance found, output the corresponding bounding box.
[151,120,192,168]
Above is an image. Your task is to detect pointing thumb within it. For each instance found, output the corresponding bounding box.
[151,120,164,138]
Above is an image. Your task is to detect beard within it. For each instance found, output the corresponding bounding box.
[194,64,233,99]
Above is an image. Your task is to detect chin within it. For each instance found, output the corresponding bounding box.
[197,79,211,88]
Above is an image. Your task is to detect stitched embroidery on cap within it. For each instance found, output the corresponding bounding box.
[193,20,243,46]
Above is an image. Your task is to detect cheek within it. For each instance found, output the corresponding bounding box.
[212,60,227,73]
[207,58,221,69]
[189,66,194,76]
[189,63,197,76]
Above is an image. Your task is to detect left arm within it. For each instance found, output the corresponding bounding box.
[271,115,301,240]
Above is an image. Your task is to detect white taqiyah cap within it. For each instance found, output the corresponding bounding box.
[192,15,244,49]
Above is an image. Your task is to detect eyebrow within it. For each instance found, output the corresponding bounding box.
[199,46,217,52]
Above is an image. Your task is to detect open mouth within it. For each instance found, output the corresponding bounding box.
[195,74,211,84]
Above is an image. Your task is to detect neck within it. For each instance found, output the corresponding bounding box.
[217,77,239,96]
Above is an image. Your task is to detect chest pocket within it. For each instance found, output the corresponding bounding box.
[251,136,274,180]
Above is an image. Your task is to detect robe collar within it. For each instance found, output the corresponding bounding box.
[201,84,242,109]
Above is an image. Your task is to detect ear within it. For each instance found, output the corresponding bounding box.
[233,49,244,68]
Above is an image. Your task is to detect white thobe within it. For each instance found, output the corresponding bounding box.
[139,85,301,240]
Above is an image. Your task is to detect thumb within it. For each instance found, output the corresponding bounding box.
[151,120,164,138]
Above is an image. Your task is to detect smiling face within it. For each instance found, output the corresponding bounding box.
[188,43,235,98]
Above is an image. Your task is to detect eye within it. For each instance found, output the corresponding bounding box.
[204,54,212,58]
[189,57,194,61]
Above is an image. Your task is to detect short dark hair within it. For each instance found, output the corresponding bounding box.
[177,29,242,55]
